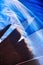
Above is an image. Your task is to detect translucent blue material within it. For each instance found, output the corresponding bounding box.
[0,0,43,65]
[19,0,43,21]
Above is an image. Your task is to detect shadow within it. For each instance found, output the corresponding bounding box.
[0,25,40,65]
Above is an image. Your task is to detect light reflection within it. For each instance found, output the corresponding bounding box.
[0,0,43,65]
[16,56,43,65]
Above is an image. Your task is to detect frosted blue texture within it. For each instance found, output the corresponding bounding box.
[0,0,43,64]
[0,0,43,42]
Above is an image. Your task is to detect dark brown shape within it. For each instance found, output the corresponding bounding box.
[0,25,39,65]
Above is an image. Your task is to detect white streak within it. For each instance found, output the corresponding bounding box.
[16,56,43,65]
